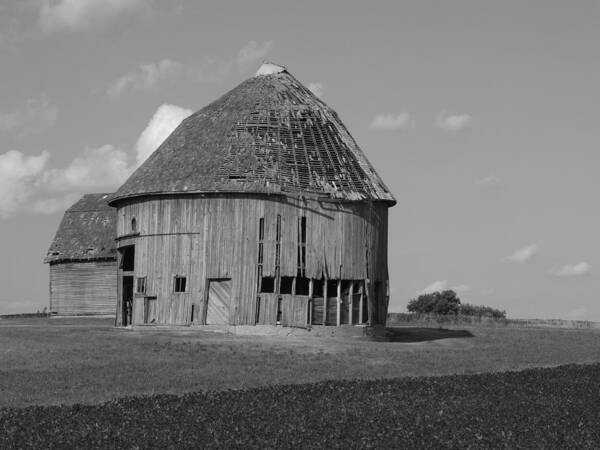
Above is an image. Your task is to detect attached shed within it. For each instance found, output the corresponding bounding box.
[109,62,396,328]
[44,193,117,315]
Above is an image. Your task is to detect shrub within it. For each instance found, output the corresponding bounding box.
[407,290,461,315]
[459,303,506,319]
[407,291,506,319]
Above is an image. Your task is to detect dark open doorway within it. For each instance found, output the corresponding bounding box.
[118,245,135,326]
[122,276,133,326]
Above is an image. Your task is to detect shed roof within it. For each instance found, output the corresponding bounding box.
[44,193,117,264]
[110,63,395,206]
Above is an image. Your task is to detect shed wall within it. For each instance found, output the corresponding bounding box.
[49,261,117,315]
[116,195,388,326]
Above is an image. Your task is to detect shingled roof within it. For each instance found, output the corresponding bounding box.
[110,63,395,206]
[44,193,117,264]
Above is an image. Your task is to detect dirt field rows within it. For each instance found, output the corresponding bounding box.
[2,364,600,448]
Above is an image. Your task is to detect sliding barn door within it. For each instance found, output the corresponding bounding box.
[205,279,232,325]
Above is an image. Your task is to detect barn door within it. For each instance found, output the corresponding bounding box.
[205,278,232,325]
[144,296,157,324]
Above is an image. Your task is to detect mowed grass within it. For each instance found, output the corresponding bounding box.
[1,317,600,408]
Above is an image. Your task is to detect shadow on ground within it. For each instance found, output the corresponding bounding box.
[376,327,474,342]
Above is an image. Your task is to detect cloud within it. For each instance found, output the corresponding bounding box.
[0,94,59,136]
[552,262,591,277]
[107,59,183,98]
[0,103,193,219]
[504,244,537,264]
[42,145,132,191]
[237,40,274,66]
[0,150,50,218]
[0,145,132,219]
[476,175,500,186]
[452,284,472,294]
[436,111,473,131]
[107,41,274,97]
[369,113,410,130]
[135,104,193,165]
[566,306,587,320]
[307,82,325,98]
[417,280,470,295]
[30,193,81,215]
[40,0,148,32]
[419,280,448,294]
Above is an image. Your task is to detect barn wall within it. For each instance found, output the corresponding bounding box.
[116,195,389,326]
[49,261,117,315]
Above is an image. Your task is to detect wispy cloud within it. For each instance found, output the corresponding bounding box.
[476,175,501,186]
[307,82,324,98]
[135,104,193,165]
[0,94,58,136]
[504,244,538,264]
[566,306,587,320]
[39,0,148,32]
[0,103,192,219]
[30,193,82,215]
[452,284,472,294]
[237,40,274,66]
[552,262,591,277]
[107,41,274,98]
[107,59,183,98]
[436,111,473,131]
[369,113,410,130]
[418,280,471,295]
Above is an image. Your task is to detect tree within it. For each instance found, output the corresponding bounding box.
[407,290,461,315]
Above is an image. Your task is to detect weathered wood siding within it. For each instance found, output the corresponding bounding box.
[116,195,389,326]
[49,261,116,315]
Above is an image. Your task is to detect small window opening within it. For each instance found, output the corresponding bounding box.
[341,280,353,296]
[297,217,307,276]
[280,277,294,295]
[260,276,275,293]
[327,280,338,298]
[296,277,310,296]
[135,277,146,294]
[312,278,324,298]
[174,276,187,293]
[131,217,137,232]
[120,245,134,271]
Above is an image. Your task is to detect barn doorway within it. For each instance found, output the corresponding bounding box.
[144,296,157,324]
[122,276,133,326]
[205,278,232,325]
[118,245,135,326]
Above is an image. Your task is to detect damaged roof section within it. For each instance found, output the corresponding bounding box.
[110,63,396,205]
[44,193,117,264]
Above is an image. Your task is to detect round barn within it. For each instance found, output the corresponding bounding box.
[109,63,396,328]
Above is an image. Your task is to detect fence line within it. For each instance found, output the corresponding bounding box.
[387,313,600,329]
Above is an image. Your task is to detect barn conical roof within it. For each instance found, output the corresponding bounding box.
[110,63,395,205]
[44,193,116,264]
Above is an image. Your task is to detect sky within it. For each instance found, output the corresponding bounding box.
[1,0,599,320]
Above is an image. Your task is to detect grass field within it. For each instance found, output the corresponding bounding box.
[1,317,600,409]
